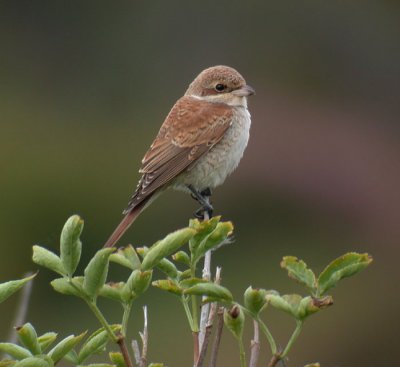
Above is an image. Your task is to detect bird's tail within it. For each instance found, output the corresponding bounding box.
[103,199,148,248]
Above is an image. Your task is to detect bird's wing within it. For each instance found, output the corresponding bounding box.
[123,96,233,213]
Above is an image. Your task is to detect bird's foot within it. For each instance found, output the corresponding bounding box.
[194,203,214,220]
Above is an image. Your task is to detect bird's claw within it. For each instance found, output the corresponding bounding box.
[194,203,214,220]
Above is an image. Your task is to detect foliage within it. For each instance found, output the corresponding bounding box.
[0,215,372,367]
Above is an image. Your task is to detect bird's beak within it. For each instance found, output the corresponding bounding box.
[232,84,256,97]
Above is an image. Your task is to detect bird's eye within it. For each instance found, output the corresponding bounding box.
[215,84,226,92]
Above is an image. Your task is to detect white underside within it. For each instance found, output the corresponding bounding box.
[173,105,251,192]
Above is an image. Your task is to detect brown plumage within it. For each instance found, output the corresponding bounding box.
[104,66,254,248]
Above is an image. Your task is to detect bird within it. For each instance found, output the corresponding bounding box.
[104,65,255,248]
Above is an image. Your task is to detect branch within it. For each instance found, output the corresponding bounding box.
[132,306,149,367]
[209,307,224,367]
[199,211,211,349]
[117,336,134,367]
[196,301,218,367]
[266,354,281,367]
[249,320,260,367]
[139,306,149,367]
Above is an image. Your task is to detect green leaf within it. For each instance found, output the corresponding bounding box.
[50,277,84,298]
[184,283,233,302]
[32,246,65,276]
[266,293,333,320]
[37,332,58,352]
[109,352,125,367]
[99,282,125,302]
[179,277,208,289]
[109,245,141,270]
[193,222,233,264]
[60,215,84,276]
[48,332,86,363]
[0,359,17,367]
[266,293,302,318]
[16,323,41,355]
[63,350,78,364]
[281,256,317,294]
[188,217,221,253]
[78,326,120,364]
[122,270,152,301]
[0,274,36,304]
[0,343,32,360]
[223,305,245,340]
[152,280,182,295]
[148,364,164,367]
[317,252,373,296]
[84,364,116,367]
[141,228,196,271]
[83,248,114,299]
[156,258,178,279]
[243,286,268,315]
[172,251,190,266]
[13,357,50,367]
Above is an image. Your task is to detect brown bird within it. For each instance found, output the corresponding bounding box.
[104,65,254,247]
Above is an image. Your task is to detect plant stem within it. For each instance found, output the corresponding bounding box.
[181,296,195,330]
[256,317,277,355]
[281,320,303,358]
[122,302,133,336]
[85,300,118,343]
[190,266,200,332]
[117,337,134,367]
[239,338,247,367]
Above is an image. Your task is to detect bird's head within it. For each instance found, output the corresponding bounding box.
[185,65,255,107]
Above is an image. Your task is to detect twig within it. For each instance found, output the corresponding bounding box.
[7,272,34,344]
[199,211,211,349]
[117,336,134,367]
[266,354,281,367]
[139,306,148,367]
[196,301,218,367]
[209,307,224,367]
[132,340,141,366]
[193,331,200,365]
[249,320,260,367]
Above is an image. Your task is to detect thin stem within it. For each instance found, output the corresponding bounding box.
[190,266,200,332]
[249,320,260,367]
[122,302,133,336]
[209,307,224,367]
[181,295,195,330]
[281,320,303,358]
[192,332,200,365]
[139,306,148,367]
[85,300,118,343]
[117,337,134,367]
[256,317,277,355]
[239,338,247,367]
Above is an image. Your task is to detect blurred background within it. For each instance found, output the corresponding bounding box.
[0,1,399,366]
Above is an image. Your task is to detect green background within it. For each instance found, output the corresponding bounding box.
[1,1,399,366]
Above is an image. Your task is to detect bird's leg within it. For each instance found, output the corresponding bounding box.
[187,185,213,220]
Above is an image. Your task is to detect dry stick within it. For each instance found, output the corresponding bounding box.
[117,337,134,367]
[193,332,200,366]
[266,354,281,367]
[139,306,149,367]
[209,307,224,367]
[249,320,260,367]
[7,272,34,344]
[196,301,218,367]
[199,210,211,350]
[131,340,141,366]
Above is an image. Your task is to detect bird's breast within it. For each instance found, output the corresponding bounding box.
[175,106,251,191]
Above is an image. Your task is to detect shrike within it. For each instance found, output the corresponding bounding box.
[104,65,254,247]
